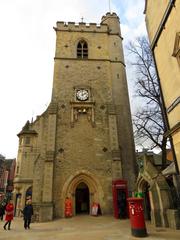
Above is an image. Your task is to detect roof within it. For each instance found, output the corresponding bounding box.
[144,0,148,14]
[17,120,37,137]
[162,162,176,176]
[136,150,171,165]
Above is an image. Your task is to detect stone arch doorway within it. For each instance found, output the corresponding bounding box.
[137,156,173,227]
[75,182,89,214]
[137,178,151,220]
[61,170,104,217]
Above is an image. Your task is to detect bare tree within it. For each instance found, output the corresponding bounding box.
[127,37,168,168]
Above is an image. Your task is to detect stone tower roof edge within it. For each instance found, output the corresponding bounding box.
[17,120,37,137]
[101,12,120,21]
[55,21,108,32]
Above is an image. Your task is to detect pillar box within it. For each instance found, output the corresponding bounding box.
[127,197,147,237]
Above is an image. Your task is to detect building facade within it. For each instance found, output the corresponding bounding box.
[0,154,5,196]
[0,156,16,201]
[13,12,136,221]
[144,0,180,175]
[141,0,180,229]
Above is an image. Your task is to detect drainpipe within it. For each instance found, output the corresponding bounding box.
[151,0,176,51]
[152,53,179,175]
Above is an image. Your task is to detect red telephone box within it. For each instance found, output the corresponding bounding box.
[112,179,128,219]
[127,197,147,237]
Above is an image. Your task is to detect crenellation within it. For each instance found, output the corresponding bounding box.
[79,22,86,26]
[101,12,121,35]
[101,12,120,21]
[68,22,76,28]
[56,21,108,32]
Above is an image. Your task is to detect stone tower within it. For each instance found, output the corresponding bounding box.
[13,12,136,222]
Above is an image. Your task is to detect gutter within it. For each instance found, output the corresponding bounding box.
[144,0,148,14]
[151,0,176,50]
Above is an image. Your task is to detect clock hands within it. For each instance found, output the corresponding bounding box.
[76,89,89,101]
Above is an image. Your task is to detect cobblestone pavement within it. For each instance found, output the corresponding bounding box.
[0,215,180,240]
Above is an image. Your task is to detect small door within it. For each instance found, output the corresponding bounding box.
[117,189,127,218]
[144,191,151,220]
[112,179,128,219]
[75,182,89,214]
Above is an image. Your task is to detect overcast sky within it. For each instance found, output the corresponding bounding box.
[0,0,147,158]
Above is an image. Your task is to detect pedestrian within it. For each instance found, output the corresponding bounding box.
[3,199,14,230]
[23,199,33,229]
[65,197,72,217]
[0,203,6,221]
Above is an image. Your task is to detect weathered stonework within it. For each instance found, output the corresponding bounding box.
[13,12,136,221]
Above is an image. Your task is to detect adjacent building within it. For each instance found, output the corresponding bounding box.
[0,154,5,196]
[0,155,16,200]
[139,0,180,229]
[144,0,180,175]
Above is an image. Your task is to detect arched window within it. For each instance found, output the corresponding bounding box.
[77,40,88,59]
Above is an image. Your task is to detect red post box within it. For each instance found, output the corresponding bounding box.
[127,197,147,237]
[112,179,128,219]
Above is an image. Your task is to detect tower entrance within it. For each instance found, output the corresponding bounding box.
[75,182,89,214]
[62,171,105,217]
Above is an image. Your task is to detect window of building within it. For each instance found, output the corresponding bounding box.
[172,32,180,67]
[177,52,180,67]
[16,165,19,174]
[25,137,30,145]
[77,40,88,59]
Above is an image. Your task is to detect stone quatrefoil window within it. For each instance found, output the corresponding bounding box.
[77,40,88,59]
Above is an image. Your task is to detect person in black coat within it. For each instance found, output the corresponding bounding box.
[0,203,6,221]
[23,200,33,229]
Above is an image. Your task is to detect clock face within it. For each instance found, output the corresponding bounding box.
[76,89,89,101]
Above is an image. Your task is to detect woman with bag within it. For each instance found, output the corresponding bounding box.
[3,199,14,230]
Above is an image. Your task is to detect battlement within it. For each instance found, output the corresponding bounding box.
[101,12,120,22]
[55,21,108,33]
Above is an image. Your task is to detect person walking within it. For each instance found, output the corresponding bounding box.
[3,199,14,230]
[23,199,33,229]
[0,203,6,220]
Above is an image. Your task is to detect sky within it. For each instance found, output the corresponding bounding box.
[0,0,147,158]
